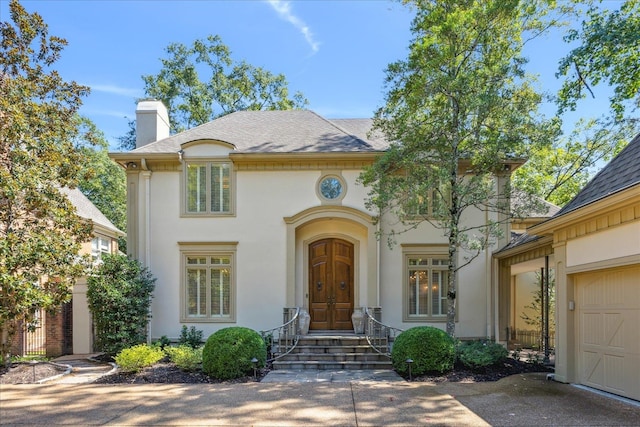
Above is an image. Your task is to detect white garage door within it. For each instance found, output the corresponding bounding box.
[575,266,640,401]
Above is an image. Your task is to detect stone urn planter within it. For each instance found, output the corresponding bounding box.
[351,307,364,334]
[298,309,310,335]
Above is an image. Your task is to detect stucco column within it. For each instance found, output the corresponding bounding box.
[141,170,152,268]
[125,168,139,259]
[552,241,574,383]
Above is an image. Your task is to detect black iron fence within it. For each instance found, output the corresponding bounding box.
[512,329,555,350]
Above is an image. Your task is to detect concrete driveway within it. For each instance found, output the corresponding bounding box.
[2,373,639,426]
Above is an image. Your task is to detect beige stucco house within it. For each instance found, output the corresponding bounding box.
[496,132,640,401]
[111,100,523,344]
[112,100,639,400]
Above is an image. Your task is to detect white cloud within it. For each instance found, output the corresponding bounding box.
[86,83,142,98]
[266,0,320,53]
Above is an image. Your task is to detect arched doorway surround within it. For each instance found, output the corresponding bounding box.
[284,206,379,311]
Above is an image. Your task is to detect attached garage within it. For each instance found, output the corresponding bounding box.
[518,131,640,401]
[575,266,640,400]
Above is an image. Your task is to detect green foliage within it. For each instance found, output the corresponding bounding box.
[0,0,94,365]
[142,35,308,135]
[74,117,126,246]
[557,0,640,120]
[202,327,266,380]
[513,117,636,206]
[152,336,171,350]
[115,344,164,373]
[520,272,556,332]
[360,0,555,336]
[10,355,48,363]
[87,254,156,356]
[165,345,203,372]
[457,340,508,370]
[178,325,203,349]
[391,327,456,375]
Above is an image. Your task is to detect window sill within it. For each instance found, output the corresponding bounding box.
[180,212,236,218]
[403,317,447,322]
[180,317,236,323]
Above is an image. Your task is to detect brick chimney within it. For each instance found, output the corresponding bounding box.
[135,100,170,149]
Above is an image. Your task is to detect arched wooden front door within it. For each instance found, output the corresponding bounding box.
[309,238,354,330]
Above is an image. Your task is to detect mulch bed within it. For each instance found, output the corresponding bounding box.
[1,356,552,385]
[0,362,68,384]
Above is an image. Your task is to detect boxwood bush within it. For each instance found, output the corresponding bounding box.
[202,327,266,380]
[391,326,455,376]
[457,340,508,370]
[115,344,164,373]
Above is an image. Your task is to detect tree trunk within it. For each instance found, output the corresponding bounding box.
[446,158,459,337]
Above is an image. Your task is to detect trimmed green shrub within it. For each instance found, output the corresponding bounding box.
[178,325,203,349]
[202,327,266,380]
[391,326,455,375]
[165,345,203,372]
[457,340,508,369]
[87,254,156,356]
[115,344,164,373]
[152,335,171,350]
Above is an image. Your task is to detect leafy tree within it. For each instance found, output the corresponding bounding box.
[520,271,556,349]
[118,35,308,150]
[513,117,634,206]
[515,0,640,206]
[74,117,127,248]
[138,35,307,136]
[360,0,555,336]
[0,0,93,365]
[87,254,156,356]
[557,0,640,120]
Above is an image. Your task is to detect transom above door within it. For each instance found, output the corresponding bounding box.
[309,238,354,330]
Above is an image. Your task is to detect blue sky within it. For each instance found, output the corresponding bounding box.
[1,0,615,148]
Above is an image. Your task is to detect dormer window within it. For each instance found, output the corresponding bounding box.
[184,161,234,215]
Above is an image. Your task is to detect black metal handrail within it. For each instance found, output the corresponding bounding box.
[260,307,301,363]
[363,307,403,357]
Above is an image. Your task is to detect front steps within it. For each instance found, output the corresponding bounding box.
[271,332,393,371]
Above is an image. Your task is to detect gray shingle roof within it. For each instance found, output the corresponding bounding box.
[59,187,123,235]
[555,131,640,217]
[129,110,389,154]
[496,232,543,254]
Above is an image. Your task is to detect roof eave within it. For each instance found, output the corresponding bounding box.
[529,183,640,235]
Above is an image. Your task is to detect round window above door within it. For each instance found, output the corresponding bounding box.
[317,175,346,202]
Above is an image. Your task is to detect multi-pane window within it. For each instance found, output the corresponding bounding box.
[91,237,111,261]
[183,252,234,321]
[405,186,445,218]
[186,162,231,214]
[407,257,448,319]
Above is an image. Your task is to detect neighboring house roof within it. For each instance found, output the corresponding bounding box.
[511,191,561,219]
[130,110,389,154]
[59,187,124,236]
[554,131,640,218]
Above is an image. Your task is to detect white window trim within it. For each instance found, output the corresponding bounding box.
[402,244,450,322]
[91,236,111,262]
[179,242,238,323]
[181,159,236,217]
